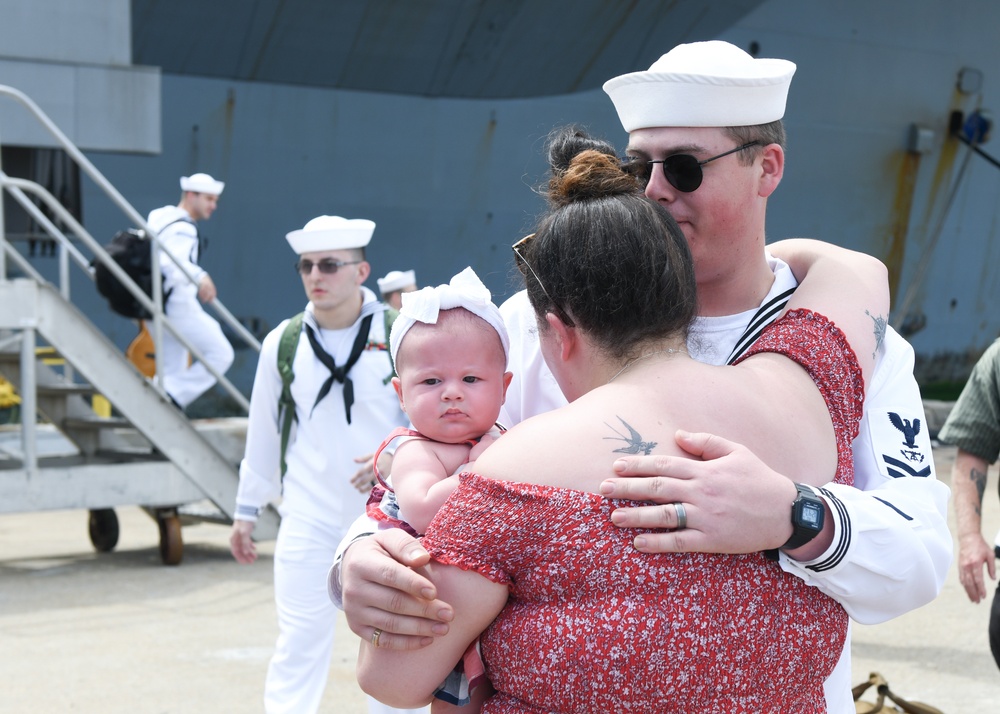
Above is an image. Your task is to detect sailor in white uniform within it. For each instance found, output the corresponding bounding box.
[230,216,422,714]
[376,269,418,310]
[146,172,234,408]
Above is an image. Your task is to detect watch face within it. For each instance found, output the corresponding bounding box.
[796,499,824,531]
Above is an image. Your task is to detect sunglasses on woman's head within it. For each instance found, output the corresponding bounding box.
[511,233,542,286]
[623,140,761,193]
[294,258,361,275]
[511,233,575,327]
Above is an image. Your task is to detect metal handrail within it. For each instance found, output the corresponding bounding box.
[0,83,258,413]
[0,174,252,410]
[2,176,96,276]
[1,235,46,283]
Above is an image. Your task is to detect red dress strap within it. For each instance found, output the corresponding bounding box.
[372,426,424,490]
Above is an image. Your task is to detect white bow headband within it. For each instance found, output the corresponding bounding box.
[389,266,509,367]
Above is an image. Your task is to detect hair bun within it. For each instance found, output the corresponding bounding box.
[549,149,640,207]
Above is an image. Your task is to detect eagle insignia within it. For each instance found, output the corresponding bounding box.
[888,412,921,448]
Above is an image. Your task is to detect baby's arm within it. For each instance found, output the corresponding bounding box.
[392,439,465,534]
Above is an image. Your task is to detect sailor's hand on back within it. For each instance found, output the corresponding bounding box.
[342,528,454,651]
[601,430,799,555]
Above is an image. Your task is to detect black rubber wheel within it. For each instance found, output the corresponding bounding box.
[157,511,184,566]
[88,509,120,552]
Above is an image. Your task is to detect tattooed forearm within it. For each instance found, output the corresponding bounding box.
[865,309,887,358]
[970,466,988,517]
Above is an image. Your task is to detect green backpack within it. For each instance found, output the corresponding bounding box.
[276,306,398,476]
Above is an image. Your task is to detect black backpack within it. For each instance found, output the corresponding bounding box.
[93,219,186,319]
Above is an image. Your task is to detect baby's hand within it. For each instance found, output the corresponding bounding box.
[467,433,500,465]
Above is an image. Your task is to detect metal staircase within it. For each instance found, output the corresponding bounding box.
[0,84,278,564]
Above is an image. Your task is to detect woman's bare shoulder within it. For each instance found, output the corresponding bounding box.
[477,392,691,490]
[476,410,567,478]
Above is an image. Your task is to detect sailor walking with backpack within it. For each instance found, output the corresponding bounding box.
[230,216,416,714]
[145,172,234,409]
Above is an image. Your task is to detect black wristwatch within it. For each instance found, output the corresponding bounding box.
[764,483,826,561]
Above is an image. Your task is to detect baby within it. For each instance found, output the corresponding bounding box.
[370,266,512,535]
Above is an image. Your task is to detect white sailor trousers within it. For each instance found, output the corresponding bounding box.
[160,294,234,407]
[265,512,428,714]
[266,512,338,713]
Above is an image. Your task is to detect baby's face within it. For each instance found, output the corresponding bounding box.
[393,318,510,444]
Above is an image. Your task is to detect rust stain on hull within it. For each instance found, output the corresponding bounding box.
[884,150,921,304]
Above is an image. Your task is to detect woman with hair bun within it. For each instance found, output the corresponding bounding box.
[358,128,888,713]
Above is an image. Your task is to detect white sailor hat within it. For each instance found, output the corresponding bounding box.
[285,215,375,255]
[377,270,417,295]
[603,40,796,131]
[179,173,225,195]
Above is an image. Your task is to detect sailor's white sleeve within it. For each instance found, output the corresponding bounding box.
[159,223,206,284]
[234,327,285,521]
[328,512,379,608]
[498,291,567,426]
[778,327,953,623]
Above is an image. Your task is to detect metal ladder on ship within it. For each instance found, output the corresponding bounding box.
[0,84,279,564]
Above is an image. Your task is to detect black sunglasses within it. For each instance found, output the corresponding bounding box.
[624,140,761,193]
[294,258,361,275]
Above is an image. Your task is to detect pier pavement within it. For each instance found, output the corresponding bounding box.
[2,444,998,712]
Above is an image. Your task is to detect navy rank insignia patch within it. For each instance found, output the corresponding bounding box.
[882,411,931,478]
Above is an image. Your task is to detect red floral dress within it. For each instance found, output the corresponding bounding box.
[421,310,865,713]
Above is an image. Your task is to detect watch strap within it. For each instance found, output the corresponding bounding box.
[764,483,825,561]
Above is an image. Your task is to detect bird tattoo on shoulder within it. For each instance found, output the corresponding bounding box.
[604,416,657,455]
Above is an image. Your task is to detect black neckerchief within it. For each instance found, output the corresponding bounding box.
[303,313,373,423]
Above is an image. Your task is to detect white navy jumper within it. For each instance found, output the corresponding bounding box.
[146,204,234,407]
[238,288,410,714]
